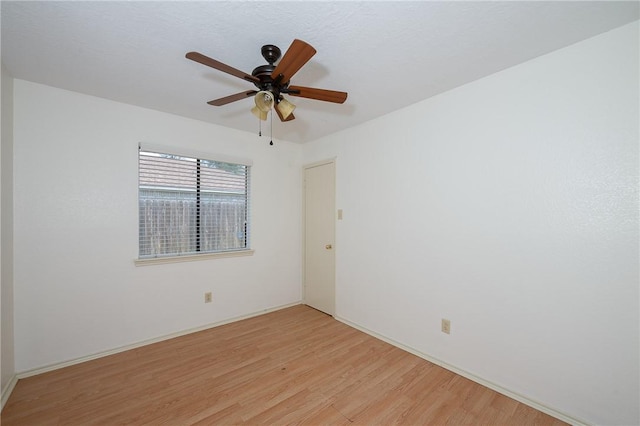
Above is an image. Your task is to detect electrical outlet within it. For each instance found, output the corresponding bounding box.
[441,318,451,334]
[204,292,212,303]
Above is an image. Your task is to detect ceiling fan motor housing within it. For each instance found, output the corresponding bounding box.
[252,44,287,102]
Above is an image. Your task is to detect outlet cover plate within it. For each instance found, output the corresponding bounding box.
[441,318,451,334]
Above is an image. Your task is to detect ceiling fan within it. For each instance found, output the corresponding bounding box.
[186,39,348,122]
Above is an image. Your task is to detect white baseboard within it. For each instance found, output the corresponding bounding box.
[1,374,18,410]
[335,315,588,426]
[17,301,301,380]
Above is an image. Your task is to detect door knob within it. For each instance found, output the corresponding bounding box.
[325,244,332,249]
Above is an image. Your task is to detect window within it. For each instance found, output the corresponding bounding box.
[138,145,250,259]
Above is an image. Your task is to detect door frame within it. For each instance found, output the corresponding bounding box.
[302,158,337,315]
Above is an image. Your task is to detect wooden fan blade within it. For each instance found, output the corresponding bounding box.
[207,90,257,106]
[287,86,348,104]
[186,52,259,84]
[270,39,316,83]
[275,107,295,122]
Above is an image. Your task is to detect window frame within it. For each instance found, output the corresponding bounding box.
[135,143,254,265]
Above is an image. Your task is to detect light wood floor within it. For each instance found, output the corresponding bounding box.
[2,305,566,425]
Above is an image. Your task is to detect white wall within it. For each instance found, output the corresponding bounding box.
[303,22,639,426]
[1,63,16,398]
[12,81,303,372]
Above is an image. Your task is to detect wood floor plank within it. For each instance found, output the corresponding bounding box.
[1,305,567,425]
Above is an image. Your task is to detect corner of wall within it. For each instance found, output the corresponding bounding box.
[1,62,16,404]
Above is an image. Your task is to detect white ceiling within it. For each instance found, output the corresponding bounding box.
[2,1,638,143]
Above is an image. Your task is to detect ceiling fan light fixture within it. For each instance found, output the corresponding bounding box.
[251,105,268,121]
[275,98,296,120]
[186,39,348,125]
[254,90,274,113]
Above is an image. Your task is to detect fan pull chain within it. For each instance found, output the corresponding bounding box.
[258,119,262,137]
[269,110,274,146]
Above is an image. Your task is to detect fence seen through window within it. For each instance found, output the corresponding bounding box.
[139,149,250,258]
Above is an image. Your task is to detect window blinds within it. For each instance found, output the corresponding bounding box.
[139,148,250,258]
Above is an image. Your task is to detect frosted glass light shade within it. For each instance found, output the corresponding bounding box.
[254,91,274,112]
[251,106,268,121]
[275,98,296,120]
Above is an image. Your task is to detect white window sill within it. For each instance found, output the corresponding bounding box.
[134,249,254,266]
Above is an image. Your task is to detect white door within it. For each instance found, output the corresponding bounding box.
[304,161,336,315]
